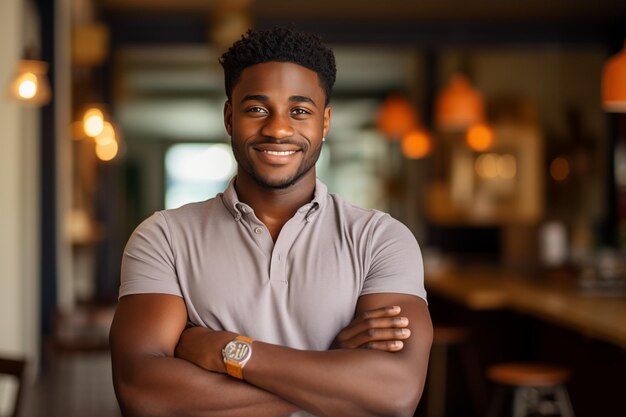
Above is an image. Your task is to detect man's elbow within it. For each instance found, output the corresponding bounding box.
[113,375,174,417]
[382,385,422,417]
[375,368,425,417]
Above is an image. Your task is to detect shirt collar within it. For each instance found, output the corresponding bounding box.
[221,177,328,221]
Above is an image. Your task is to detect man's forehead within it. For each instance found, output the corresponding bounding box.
[233,61,325,100]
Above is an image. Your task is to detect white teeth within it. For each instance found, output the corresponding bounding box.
[264,150,296,156]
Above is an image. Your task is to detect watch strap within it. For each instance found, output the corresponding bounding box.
[236,335,255,344]
[225,360,244,379]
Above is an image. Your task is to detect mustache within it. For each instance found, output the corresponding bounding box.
[248,138,309,150]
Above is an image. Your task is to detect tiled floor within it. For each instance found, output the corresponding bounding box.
[23,353,120,417]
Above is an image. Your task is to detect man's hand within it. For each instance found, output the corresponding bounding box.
[331,305,411,351]
[175,327,237,373]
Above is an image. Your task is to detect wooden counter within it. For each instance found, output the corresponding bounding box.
[425,266,626,349]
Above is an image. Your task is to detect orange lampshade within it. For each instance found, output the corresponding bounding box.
[466,122,495,151]
[435,73,485,131]
[377,94,419,140]
[602,40,626,113]
[401,129,432,159]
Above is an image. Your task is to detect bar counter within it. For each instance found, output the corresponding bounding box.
[425,266,626,349]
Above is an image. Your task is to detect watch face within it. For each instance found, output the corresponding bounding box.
[224,341,252,364]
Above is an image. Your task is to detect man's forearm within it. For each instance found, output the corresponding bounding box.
[243,343,422,417]
[173,295,431,417]
[112,353,298,417]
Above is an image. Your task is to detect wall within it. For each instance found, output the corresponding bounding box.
[0,0,41,413]
[0,0,41,368]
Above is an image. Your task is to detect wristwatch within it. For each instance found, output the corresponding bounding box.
[222,335,255,379]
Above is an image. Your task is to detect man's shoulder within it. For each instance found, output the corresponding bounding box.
[324,192,416,244]
[159,194,226,223]
[132,195,227,238]
[325,191,391,226]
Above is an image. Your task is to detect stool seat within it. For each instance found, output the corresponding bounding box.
[487,362,570,387]
[486,362,574,417]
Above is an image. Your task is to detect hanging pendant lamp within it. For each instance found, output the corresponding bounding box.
[435,73,485,131]
[602,40,626,113]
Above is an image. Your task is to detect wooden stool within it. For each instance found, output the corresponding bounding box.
[486,362,574,417]
[426,325,475,417]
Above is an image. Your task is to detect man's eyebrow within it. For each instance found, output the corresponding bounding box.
[240,94,268,103]
[290,95,317,107]
[239,94,318,107]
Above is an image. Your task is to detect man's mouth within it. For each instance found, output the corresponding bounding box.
[263,150,298,156]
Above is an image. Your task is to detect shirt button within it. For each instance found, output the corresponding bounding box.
[254,226,263,234]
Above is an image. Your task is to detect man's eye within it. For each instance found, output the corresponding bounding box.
[292,108,311,116]
[247,107,267,113]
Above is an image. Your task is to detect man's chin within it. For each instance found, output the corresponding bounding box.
[252,175,299,190]
[250,168,313,190]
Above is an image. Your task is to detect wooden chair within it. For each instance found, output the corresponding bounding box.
[0,356,27,417]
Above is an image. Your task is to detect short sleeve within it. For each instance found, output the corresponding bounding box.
[119,212,182,299]
[361,214,427,302]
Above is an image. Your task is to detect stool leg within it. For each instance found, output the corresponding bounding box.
[486,385,506,417]
[512,387,531,417]
[554,386,575,417]
[426,345,448,417]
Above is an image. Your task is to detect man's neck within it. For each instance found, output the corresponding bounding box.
[234,170,317,240]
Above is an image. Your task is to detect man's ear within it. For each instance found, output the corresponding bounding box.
[323,106,332,139]
[224,100,233,136]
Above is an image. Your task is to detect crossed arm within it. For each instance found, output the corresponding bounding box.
[110,292,432,417]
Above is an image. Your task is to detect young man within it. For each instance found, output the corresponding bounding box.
[110,27,432,417]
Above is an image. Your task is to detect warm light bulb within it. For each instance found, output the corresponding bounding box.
[10,59,51,106]
[17,73,38,99]
[96,138,119,161]
[401,130,432,159]
[475,153,499,178]
[94,122,115,146]
[497,154,517,179]
[466,123,494,151]
[83,108,104,137]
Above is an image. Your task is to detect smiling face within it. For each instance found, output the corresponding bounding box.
[224,61,331,189]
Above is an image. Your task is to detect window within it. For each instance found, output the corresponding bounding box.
[165,143,236,209]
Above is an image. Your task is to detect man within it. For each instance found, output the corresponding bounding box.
[110,27,432,417]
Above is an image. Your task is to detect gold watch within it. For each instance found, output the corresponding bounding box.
[222,335,254,379]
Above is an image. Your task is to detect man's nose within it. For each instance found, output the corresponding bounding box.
[260,113,294,139]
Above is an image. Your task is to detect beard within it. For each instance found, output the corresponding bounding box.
[232,138,323,190]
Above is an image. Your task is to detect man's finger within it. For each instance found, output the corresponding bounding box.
[364,340,405,352]
[359,305,401,320]
[335,316,409,345]
[352,327,410,346]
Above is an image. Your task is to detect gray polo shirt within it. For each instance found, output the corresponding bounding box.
[120,178,426,351]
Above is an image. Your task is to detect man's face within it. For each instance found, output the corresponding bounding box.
[224,61,331,189]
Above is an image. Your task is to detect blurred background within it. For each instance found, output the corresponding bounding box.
[1,0,626,416]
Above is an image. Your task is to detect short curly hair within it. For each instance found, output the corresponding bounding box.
[219,26,336,106]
